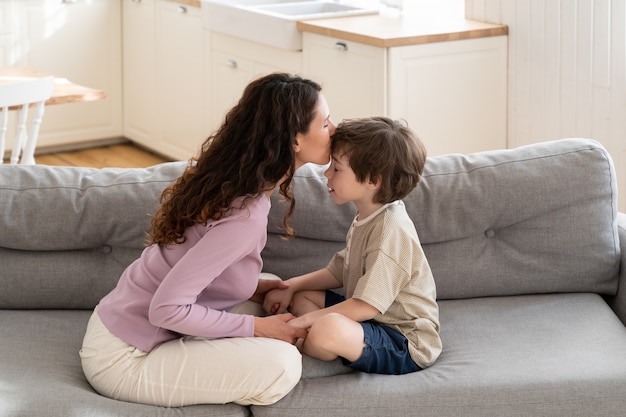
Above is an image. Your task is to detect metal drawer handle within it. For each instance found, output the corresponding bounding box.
[334,42,348,51]
[178,5,187,13]
[226,59,238,69]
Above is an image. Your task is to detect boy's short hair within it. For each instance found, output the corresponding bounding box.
[332,117,427,204]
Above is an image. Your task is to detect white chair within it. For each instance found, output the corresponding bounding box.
[0,76,55,164]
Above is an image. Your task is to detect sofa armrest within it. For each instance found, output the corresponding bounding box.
[607,212,626,326]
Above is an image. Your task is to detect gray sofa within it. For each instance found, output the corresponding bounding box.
[1,138,625,417]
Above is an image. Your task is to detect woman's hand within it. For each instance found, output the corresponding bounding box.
[249,278,289,304]
[254,314,308,344]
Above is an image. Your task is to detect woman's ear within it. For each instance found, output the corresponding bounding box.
[293,133,303,153]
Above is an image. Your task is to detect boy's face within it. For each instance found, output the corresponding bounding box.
[324,152,376,210]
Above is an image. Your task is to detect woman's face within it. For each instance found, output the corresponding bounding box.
[294,93,335,169]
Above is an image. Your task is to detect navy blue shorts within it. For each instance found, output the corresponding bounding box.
[324,291,421,375]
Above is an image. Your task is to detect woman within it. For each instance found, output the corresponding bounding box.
[79,73,335,407]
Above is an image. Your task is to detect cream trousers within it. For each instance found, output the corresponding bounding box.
[79,276,302,407]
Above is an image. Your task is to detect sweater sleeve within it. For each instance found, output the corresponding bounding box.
[148,204,266,339]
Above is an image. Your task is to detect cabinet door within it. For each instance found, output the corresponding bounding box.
[156,1,209,160]
[210,49,256,129]
[15,0,122,148]
[389,36,508,156]
[302,33,386,123]
[210,33,303,131]
[0,1,15,66]
[122,0,156,147]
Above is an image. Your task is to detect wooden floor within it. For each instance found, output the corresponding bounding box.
[31,143,172,168]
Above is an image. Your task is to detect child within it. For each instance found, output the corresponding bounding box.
[264,116,441,375]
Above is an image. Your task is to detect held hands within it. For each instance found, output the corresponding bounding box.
[263,286,295,315]
[254,314,307,344]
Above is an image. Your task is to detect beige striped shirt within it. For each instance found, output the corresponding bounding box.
[327,201,442,368]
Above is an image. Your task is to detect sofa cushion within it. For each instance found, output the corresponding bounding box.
[253,293,626,417]
[0,309,248,417]
[0,162,187,309]
[263,138,620,299]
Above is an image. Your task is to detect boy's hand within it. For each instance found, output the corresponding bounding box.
[263,287,295,315]
[249,278,289,304]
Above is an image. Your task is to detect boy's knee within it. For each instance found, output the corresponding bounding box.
[290,292,306,316]
[307,313,345,343]
[290,290,324,316]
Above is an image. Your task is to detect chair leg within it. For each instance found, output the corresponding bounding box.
[11,105,28,164]
[0,107,8,164]
[21,101,46,165]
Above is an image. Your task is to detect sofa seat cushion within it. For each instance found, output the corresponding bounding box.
[253,293,626,417]
[0,310,247,417]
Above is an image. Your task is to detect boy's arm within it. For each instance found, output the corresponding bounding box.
[284,268,341,293]
[263,268,340,314]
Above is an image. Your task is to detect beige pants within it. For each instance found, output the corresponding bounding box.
[80,276,302,407]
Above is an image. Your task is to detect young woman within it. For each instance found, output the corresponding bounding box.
[80,73,335,407]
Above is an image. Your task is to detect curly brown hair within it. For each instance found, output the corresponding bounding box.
[149,73,322,245]
[331,117,427,204]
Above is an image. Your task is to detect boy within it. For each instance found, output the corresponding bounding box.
[264,116,441,374]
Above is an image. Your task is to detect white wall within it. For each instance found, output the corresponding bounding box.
[466,0,626,211]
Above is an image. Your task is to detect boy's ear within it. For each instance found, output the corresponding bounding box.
[367,175,382,190]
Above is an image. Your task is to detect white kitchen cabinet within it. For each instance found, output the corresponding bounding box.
[0,1,16,66]
[210,32,302,130]
[302,32,508,156]
[10,0,122,149]
[302,35,386,125]
[123,1,211,161]
[155,1,210,160]
[122,0,157,148]
[388,36,508,156]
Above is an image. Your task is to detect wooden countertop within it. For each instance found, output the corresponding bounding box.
[298,2,507,48]
[172,0,201,7]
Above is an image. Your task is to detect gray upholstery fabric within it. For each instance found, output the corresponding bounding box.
[606,212,626,325]
[254,293,626,417]
[264,138,620,299]
[0,310,247,417]
[0,161,187,309]
[0,138,624,417]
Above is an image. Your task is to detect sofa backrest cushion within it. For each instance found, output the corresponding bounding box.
[264,138,621,300]
[0,162,187,309]
[0,139,619,309]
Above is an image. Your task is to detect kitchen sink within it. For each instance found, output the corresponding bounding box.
[256,1,377,19]
[201,0,379,50]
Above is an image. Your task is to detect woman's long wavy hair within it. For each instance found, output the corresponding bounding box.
[148,73,322,245]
